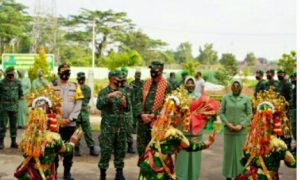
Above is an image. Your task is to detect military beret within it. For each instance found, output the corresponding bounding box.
[108,70,123,78]
[121,67,128,73]
[290,72,297,78]
[77,72,85,78]
[5,66,15,73]
[256,70,264,75]
[277,69,286,74]
[266,69,275,74]
[149,61,164,69]
[58,63,70,73]
[181,70,188,76]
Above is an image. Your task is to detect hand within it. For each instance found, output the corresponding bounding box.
[61,118,72,127]
[108,91,122,98]
[141,114,151,124]
[205,131,216,148]
[226,122,235,131]
[121,95,127,107]
[234,124,243,131]
[70,129,83,145]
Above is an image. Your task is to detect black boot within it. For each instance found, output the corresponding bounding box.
[90,146,100,156]
[11,137,18,148]
[115,168,125,180]
[63,166,74,180]
[127,142,135,154]
[74,146,81,156]
[0,139,4,149]
[100,168,106,180]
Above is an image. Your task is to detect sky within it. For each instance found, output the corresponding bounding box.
[17,0,296,61]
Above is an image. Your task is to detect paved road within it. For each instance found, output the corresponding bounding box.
[0,128,296,180]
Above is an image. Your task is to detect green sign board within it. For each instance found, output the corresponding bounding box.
[1,53,55,70]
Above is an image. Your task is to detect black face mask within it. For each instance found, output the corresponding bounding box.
[267,75,272,80]
[77,77,85,85]
[292,80,296,85]
[6,74,14,80]
[277,75,284,81]
[59,71,70,81]
[255,76,260,80]
[150,70,161,78]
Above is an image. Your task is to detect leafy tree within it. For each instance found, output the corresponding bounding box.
[99,50,142,70]
[59,44,92,66]
[215,53,238,85]
[244,52,256,66]
[196,43,218,65]
[0,0,29,57]
[28,48,51,81]
[174,42,194,64]
[182,60,200,76]
[277,50,296,75]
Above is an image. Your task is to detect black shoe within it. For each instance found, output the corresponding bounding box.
[115,168,125,180]
[11,138,18,148]
[63,174,74,180]
[64,167,74,180]
[100,168,106,180]
[74,146,81,156]
[0,139,4,149]
[90,146,100,156]
[127,143,135,154]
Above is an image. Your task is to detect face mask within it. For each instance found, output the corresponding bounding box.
[292,80,296,85]
[255,76,260,80]
[77,77,85,85]
[267,75,272,80]
[6,74,14,80]
[277,75,284,81]
[150,70,161,78]
[59,71,70,81]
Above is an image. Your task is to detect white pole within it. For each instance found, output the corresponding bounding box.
[92,18,96,71]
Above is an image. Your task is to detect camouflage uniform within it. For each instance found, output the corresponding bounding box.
[167,73,179,91]
[265,69,279,91]
[129,76,144,131]
[289,72,297,145]
[0,66,23,149]
[254,70,267,96]
[96,71,130,171]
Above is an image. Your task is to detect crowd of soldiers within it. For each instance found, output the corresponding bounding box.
[0,62,297,180]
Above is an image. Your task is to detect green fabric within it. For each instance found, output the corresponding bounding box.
[0,111,17,138]
[149,61,164,69]
[254,79,267,96]
[129,79,144,129]
[223,134,246,178]
[76,85,95,148]
[121,67,128,73]
[219,93,252,135]
[265,80,279,91]
[77,72,85,78]
[96,85,130,169]
[181,70,188,76]
[277,79,292,102]
[17,77,31,127]
[167,77,179,90]
[32,78,49,91]
[256,70,264,75]
[5,66,14,73]
[0,78,23,111]
[108,70,123,78]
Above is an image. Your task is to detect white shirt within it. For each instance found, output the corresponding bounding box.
[195,78,205,95]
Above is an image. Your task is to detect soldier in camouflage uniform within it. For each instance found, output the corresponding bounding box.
[74,72,99,156]
[254,70,267,96]
[136,61,172,158]
[179,70,188,87]
[167,72,179,90]
[129,71,144,133]
[289,72,296,155]
[0,66,23,149]
[120,67,135,154]
[97,70,130,180]
[265,69,279,91]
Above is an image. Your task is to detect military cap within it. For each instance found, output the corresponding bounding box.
[277,69,286,74]
[181,70,189,76]
[266,69,275,74]
[108,70,123,78]
[149,61,164,69]
[256,70,264,75]
[5,66,15,73]
[77,72,85,78]
[290,72,297,78]
[58,63,70,73]
[121,67,128,73]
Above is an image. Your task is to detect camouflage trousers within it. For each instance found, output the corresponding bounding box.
[76,112,95,148]
[0,110,17,139]
[137,121,152,157]
[98,131,127,169]
[289,109,297,141]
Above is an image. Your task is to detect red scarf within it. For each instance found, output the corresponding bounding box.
[142,77,168,113]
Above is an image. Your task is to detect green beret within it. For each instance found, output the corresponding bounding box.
[149,61,164,69]
[290,72,297,78]
[266,69,275,74]
[77,72,85,78]
[277,69,286,74]
[5,66,15,73]
[181,70,188,76]
[108,70,123,78]
[121,67,128,73]
[256,70,264,75]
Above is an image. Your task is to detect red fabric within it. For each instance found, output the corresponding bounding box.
[236,166,258,180]
[142,77,168,113]
[190,95,220,135]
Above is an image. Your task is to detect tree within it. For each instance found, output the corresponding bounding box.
[215,53,238,85]
[182,60,200,76]
[59,44,92,66]
[99,50,142,70]
[174,42,194,64]
[277,50,297,75]
[28,48,51,81]
[196,43,218,65]
[0,0,29,57]
[244,52,256,66]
